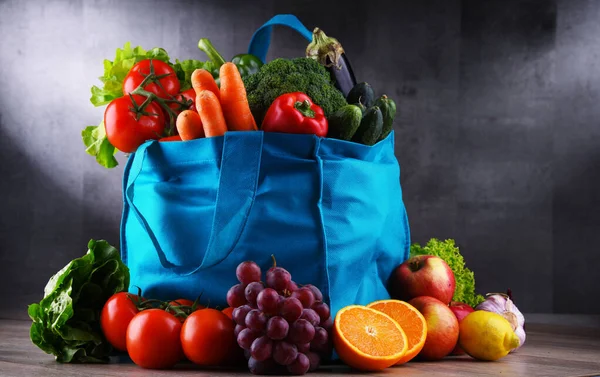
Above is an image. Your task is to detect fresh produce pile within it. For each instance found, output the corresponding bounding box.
[82,28,398,169]
[381,239,525,363]
[30,237,524,373]
[327,240,525,372]
[28,19,527,376]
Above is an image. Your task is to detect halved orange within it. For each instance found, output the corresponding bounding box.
[333,305,408,371]
[367,299,428,364]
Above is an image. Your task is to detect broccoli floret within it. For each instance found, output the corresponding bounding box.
[243,58,347,125]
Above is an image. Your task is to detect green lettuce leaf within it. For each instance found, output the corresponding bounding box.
[89,42,171,107]
[82,122,118,169]
[173,59,205,91]
[202,60,221,86]
[410,238,485,307]
[28,240,129,363]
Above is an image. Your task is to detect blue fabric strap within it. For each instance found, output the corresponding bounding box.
[247,14,313,63]
[125,132,263,275]
[124,141,170,268]
[200,131,263,270]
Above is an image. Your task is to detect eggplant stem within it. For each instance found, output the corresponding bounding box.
[306,27,345,68]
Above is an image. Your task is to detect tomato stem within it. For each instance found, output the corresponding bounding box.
[136,68,158,91]
[136,298,165,308]
[128,60,191,136]
[192,292,204,311]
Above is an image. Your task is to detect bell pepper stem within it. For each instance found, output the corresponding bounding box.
[198,38,226,68]
[294,100,316,118]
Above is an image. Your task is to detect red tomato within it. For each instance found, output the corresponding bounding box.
[126,309,183,369]
[180,309,236,366]
[181,88,197,112]
[221,306,234,320]
[168,299,195,307]
[159,135,182,142]
[100,292,139,351]
[168,88,197,114]
[168,298,206,311]
[104,95,165,153]
[123,59,180,99]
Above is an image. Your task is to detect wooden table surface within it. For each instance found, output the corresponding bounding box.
[1,318,599,377]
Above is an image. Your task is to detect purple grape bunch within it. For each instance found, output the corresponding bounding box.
[227,257,333,375]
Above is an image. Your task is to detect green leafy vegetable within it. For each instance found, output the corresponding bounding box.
[173,59,206,91]
[410,238,485,307]
[28,240,129,363]
[243,57,348,125]
[81,122,117,169]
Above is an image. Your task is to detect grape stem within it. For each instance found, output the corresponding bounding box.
[271,254,277,268]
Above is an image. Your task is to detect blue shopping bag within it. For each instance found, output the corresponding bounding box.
[120,15,410,317]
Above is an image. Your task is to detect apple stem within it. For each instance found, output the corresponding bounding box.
[409,260,420,272]
[271,254,277,268]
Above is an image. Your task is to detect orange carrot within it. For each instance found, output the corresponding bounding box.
[176,110,205,140]
[219,62,257,131]
[191,69,220,100]
[195,90,228,137]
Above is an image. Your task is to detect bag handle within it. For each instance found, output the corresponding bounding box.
[247,14,313,63]
[125,132,264,276]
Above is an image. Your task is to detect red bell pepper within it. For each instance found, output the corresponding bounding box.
[261,92,328,137]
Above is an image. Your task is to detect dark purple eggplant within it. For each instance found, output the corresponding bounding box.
[306,28,357,97]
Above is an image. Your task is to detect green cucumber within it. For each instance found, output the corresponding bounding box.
[352,106,383,146]
[346,82,375,108]
[327,105,363,141]
[356,102,367,116]
[375,95,397,140]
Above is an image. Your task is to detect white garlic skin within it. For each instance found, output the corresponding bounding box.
[475,293,526,350]
[512,325,526,352]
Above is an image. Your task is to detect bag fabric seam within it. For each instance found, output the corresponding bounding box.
[313,138,332,308]
[140,158,221,169]
[120,151,138,267]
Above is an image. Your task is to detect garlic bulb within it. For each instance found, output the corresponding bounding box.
[514,325,526,350]
[475,292,525,351]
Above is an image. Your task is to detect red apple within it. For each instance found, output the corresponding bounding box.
[448,302,475,355]
[408,296,459,360]
[388,255,456,304]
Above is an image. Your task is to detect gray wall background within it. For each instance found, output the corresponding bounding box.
[1,0,599,319]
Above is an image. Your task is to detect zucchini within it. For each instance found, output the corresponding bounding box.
[327,105,363,141]
[375,95,397,140]
[347,82,375,108]
[352,106,383,146]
